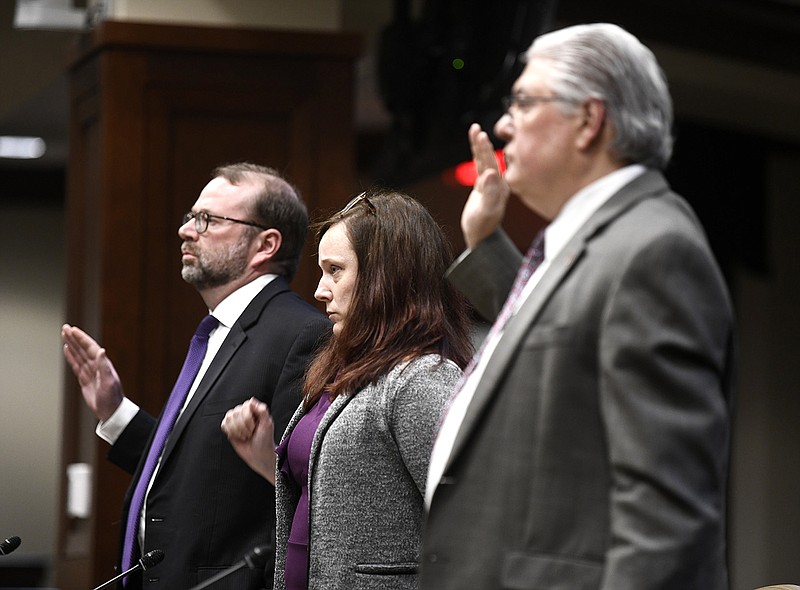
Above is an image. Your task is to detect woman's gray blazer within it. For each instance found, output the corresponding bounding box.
[274,354,461,590]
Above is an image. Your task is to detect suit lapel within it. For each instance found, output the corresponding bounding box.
[446,240,585,466]
[158,277,290,470]
[445,171,669,470]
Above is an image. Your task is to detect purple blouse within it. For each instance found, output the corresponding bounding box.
[275,393,332,590]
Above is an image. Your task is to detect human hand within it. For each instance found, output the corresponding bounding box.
[61,324,124,421]
[221,398,276,484]
[461,123,511,249]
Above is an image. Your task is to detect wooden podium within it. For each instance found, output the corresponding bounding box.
[56,20,361,590]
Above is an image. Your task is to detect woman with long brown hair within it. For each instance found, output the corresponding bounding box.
[222,190,472,590]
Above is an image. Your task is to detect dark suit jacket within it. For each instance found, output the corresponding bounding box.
[420,171,735,590]
[108,276,331,590]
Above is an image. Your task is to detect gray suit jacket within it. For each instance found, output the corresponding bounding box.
[275,354,461,590]
[420,170,735,590]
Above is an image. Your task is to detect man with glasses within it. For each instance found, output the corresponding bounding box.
[62,163,331,590]
[421,24,735,589]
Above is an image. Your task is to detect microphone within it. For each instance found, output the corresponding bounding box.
[185,544,272,590]
[0,536,21,555]
[91,549,164,590]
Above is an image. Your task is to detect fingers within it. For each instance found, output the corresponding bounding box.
[62,326,98,384]
[222,398,268,441]
[221,406,253,440]
[62,325,99,354]
[247,397,271,420]
[221,398,277,484]
[62,336,81,374]
[469,124,498,176]
[461,123,511,249]
[62,325,102,369]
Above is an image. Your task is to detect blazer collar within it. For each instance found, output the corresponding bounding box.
[280,391,354,485]
[308,394,351,476]
[445,170,670,469]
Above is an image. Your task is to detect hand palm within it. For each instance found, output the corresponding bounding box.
[462,124,510,248]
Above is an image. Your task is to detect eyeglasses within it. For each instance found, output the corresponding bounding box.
[335,191,376,217]
[501,94,572,114]
[182,210,268,234]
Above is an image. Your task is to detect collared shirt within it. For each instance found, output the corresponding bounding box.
[97,273,278,546]
[425,165,646,508]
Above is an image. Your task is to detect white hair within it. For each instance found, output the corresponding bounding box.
[526,23,673,169]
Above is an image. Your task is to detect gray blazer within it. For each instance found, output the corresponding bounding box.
[420,170,736,590]
[275,354,461,590]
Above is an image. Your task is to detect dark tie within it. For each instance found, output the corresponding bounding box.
[120,314,219,576]
[458,229,546,385]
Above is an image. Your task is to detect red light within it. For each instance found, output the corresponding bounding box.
[448,150,506,187]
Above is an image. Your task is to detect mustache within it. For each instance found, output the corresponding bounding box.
[181,243,198,256]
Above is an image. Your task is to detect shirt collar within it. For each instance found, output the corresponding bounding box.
[210,274,278,328]
[544,164,647,261]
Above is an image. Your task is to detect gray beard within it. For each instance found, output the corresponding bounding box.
[181,237,250,289]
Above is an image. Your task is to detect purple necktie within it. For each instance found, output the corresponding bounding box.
[457,229,546,386]
[120,314,219,577]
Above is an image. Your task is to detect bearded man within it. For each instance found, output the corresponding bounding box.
[62,163,330,590]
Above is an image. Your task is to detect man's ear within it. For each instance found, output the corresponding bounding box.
[575,98,607,151]
[252,228,283,268]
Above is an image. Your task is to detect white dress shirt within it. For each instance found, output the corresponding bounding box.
[425,165,646,508]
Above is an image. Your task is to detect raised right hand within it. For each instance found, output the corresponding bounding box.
[61,324,124,421]
[461,123,511,249]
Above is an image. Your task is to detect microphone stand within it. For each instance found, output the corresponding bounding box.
[186,545,272,590]
[91,550,164,590]
[92,565,142,590]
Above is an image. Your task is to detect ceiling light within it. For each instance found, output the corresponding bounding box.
[0,136,47,159]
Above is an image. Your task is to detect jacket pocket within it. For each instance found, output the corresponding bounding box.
[354,562,417,575]
[201,397,248,417]
[501,551,602,590]
[519,323,571,350]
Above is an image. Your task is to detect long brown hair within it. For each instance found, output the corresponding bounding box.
[303,190,472,408]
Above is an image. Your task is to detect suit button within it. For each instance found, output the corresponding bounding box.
[426,554,438,563]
